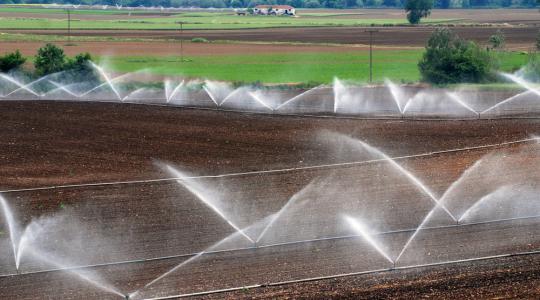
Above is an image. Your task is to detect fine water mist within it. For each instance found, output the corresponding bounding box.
[1,64,540,119]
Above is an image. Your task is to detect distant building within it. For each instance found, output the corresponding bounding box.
[253,5,295,16]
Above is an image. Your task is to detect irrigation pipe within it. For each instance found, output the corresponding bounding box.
[1,136,539,194]
[144,249,540,300]
[3,213,539,279]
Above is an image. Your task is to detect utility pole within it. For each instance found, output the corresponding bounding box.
[365,29,378,83]
[66,8,71,43]
[176,21,185,62]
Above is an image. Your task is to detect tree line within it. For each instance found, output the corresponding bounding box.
[3,0,538,9]
[0,44,99,84]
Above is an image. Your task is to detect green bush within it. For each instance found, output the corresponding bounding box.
[418,28,494,84]
[191,37,209,43]
[34,43,66,76]
[0,50,26,73]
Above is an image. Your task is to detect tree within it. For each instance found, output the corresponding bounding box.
[0,50,26,73]
[34,43,66,76]
[488,29,505,50]
[418,28,493,84]
[404,0,433,24]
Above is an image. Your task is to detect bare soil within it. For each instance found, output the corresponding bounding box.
[202,253,540,299]
[4,26,537,50]
[0,101,539,299]
[0,40,378,57]
[1,101,539,189]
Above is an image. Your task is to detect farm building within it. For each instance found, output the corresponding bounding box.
[253,5,296,16]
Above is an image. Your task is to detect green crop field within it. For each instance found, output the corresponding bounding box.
[0,7,458,30]
[99,50,531,84]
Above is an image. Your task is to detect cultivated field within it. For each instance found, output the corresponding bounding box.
[0,101,539,299]
[1,5,540,300]
[1,7,539,83]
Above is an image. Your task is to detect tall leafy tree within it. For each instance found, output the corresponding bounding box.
[404,0,433,24]
[34,43,66,76]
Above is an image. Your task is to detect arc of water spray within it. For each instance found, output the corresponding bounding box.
[202,85,219,106]
[79,73,130,99]
[481,73,540,115]
[48,81,82,98]
[446,92,479,117]
[501,72,540,97]
[344,215,394,265]
[481,90,533,114]
[248,92,274,111]
[332,78,343,113]
[6,76,53,97]
[26,247,126,298]
[395,156,488,263]
[0,195,19,268]
[165,165,254,244]
[255,180,316,244]
[219,88,242,106]
[275,85,324,110]
[166,80,184,103]
[457,182,529,224]
[128,220,261,300]
[401,97,415,114]
[394,203,439,264]
[0,74,40,97]
[457,191,497,224]
[356,139,457,222]
[384,79,403,114]
[85,62,123,101]
[122,88,146,102]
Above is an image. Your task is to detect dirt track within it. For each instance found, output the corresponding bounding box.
[0,101,539,299]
